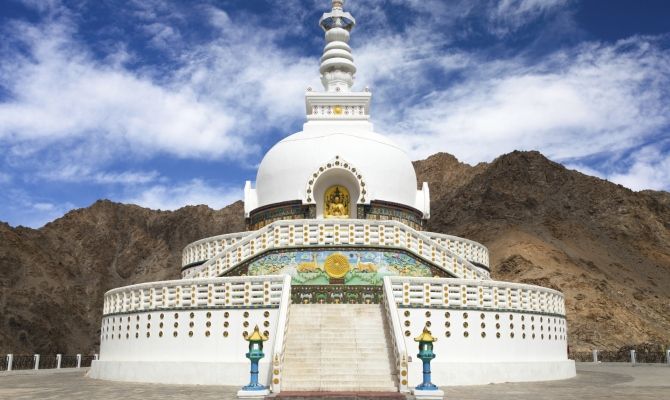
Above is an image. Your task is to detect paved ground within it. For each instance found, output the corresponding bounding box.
[0,363,668,399]
[442,363,670,400]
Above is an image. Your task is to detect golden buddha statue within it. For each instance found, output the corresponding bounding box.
[324,186,350,218]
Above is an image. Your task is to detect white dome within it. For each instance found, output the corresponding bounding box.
[247,123,427,217]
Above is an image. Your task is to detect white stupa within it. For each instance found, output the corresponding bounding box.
[89,1,575,393]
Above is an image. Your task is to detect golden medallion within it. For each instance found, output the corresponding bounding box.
[324,253,350,278]
[333,105,343,115]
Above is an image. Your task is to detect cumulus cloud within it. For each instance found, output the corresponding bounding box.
[0,21,241,160]
[0,2,318,179]
[608,147,670,191]
[384,38,669,162]
[122,179,242,211]
[354,26,670,192]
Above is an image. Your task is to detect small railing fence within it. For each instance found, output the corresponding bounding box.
[11,355,35,370]
[1,354,97,371]
[39,355,58,369]
[570,349,670,364]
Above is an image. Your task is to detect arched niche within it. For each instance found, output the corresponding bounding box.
[312,168,361,219]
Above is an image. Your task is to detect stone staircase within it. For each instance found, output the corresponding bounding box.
[281,304,398,392]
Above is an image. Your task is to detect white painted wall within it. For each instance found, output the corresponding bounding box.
[91,308,279,385]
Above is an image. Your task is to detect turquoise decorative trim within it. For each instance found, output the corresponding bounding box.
[247,201,309,230]
[223,245,455,281]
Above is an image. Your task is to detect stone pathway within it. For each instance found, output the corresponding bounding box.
[0,363,668,399]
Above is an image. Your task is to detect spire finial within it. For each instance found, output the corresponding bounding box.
[318,0,357,91]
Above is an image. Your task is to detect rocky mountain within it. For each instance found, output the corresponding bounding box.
[1,151,668,354]
[415,151,670,351]
[0,202,245,354]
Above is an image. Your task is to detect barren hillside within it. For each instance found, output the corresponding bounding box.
[1,151,668,354]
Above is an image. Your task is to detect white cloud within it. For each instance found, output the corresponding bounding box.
[0,172,11,184]
[0,24,241,158]
[356,33,670,175]
[37,166,161,185]
[0,5,319,179]
[488,0,570,36]
[123,179,242,210]
[32,202,57,211]
[607,145,670,191]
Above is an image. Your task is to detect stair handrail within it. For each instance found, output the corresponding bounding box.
[382,276,410,393]
[270,274,292,393]
[194,219,489,281]
[182,230,254,268]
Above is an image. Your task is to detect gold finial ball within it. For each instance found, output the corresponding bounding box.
[333,0,344,9]
[333,105,343,115]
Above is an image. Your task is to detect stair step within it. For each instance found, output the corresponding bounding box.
[281,304,398,392]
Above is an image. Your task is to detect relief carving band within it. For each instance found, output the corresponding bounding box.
[324,185,350,218]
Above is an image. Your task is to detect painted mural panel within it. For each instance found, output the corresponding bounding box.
[247,249,433,285]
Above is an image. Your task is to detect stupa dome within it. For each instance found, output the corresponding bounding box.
[251,125,423,216]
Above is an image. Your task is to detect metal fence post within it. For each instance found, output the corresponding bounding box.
[76,354,81,368]
[630,350,636,366]
[666,350,669,365]
[56,354,62,369]
[34,354,40,370]
[592,349,598,363]
[6,354,12,371]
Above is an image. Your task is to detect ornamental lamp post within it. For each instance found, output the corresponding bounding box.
[237,325,270,399]
[412,325,444,399]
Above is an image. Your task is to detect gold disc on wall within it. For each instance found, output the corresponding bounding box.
[324,253,350,278]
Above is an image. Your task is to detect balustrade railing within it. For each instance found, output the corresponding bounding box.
[388,276,566,316]
[270,275,292,393]
[188,219,489,281]
[103,275,287,315]
[382,276,410,393]
[423,232,490,268]
[182,231,253,267]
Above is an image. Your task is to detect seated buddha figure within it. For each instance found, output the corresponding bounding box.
[324,186,349,218]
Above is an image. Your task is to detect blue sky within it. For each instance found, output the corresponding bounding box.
[0,0,669,228]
